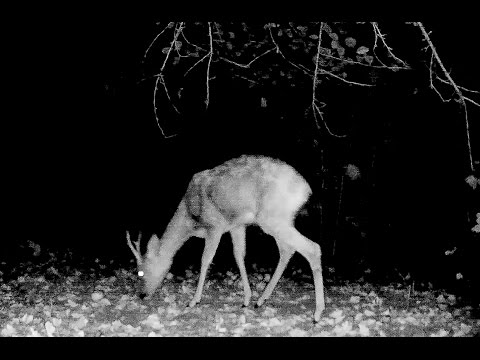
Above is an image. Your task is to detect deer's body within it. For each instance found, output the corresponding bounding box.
[127,155,325,322]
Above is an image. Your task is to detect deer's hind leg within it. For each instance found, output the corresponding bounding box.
[258,221,325,322]
[230,226,252,307]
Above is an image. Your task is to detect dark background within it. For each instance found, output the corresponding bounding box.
[4,11,479,292]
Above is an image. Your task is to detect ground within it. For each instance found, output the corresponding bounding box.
[0,246,479,337]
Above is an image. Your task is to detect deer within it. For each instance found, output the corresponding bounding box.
[126,155,325,322]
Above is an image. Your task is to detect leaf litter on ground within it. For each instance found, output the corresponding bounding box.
[0,246,479,337]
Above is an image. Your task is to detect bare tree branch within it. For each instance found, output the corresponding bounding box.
[311,23,346,138]
[416,22,475,172]
[313,101,346,138]
[312,22,324,113]
[160,22,184,73]
[151,22,185,137]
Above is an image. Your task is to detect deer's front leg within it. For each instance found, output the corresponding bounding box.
[189,230,223,307]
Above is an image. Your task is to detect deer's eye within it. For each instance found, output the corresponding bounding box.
[138,270,144,277]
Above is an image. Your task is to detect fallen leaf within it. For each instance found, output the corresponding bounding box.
[329,309,344,319]
[21,314,34,324]
[91,291,104,301]
[28,328,41,337]
[111,320,123,330]
[142,314,163,330]
[67,299,78,307]
[431,329,449,337]
[289,328,308,337]
[349,296,361,304]
[358,323,370,336]
[71,316,88,330]
[1,324,17,336]
[333,321,353,336]
[98,298,111,306]
[148,331,161,337]
[45,321,55,337]
[232,327,245,335]
[454,323,472,336]
[261,307,276,317]
[262,318,282,327]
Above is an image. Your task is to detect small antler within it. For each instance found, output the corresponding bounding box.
[126,231,143,265]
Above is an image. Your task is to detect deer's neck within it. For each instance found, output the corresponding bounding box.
[158,199,195,256]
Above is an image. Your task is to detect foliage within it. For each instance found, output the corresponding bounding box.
[143,22,407,95]
[138,21,411,139]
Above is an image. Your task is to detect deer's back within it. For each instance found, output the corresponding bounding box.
[185,155,311,229]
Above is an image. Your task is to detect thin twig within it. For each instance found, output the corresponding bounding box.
[232,74,259,85]
[311,102,322,130]
[436,76,480,95]
[153,74,179,138]
[321,51,409,70]
[220,47,276,68]
[205,22,213,108]
[181,27,276,72]
[371,23,388,68]
[429,53,450,102]
[371,22,410,68]
[313,102,347,138]
[179,30,207,52]
[159,22,184,73]
[144,22,174,60]
[213,22,224,42]
[318,68,374,87]
[333,174,345,257]
[464,96,480,107]
[267,25,311,77]
[184,53,210,77]
[312,22,324,109]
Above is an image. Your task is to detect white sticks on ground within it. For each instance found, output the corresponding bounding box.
[127,155,325,322]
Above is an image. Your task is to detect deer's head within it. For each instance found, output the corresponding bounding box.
[126,231,172,299]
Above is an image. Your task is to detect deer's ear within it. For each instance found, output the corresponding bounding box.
[146,235,161,257]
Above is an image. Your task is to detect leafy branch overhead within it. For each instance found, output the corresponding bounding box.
[142,22,479,173]
[142,22,410,135]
